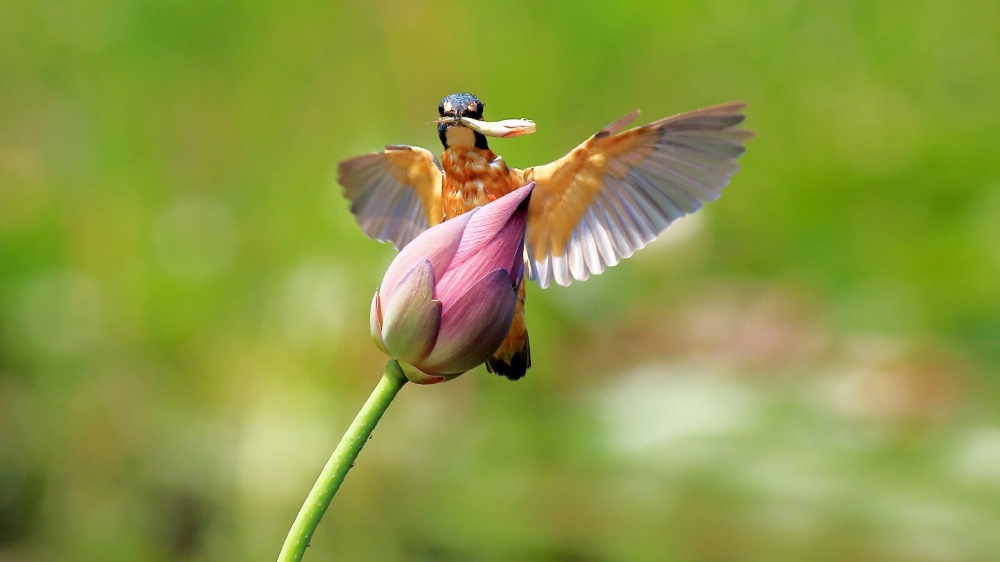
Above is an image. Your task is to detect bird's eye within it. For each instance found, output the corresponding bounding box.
[438,105,444,115]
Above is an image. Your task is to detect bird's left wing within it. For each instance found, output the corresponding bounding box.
[338,145,443,250]
[523,102,752,288]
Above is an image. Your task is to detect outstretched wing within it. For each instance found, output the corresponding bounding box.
[338,145,443,250]
[523,102,752,288]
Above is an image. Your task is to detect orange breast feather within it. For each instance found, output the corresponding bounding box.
[441,148,523,219]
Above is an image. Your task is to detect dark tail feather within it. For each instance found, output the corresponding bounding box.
[485,333,531,381]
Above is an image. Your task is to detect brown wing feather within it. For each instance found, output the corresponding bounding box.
[338,145,443,250]
[522,102,752,288]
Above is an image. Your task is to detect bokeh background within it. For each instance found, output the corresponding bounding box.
[3,0,1000,560]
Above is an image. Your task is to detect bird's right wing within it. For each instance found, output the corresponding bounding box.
[522,102,752,288]
[338,145,444,250]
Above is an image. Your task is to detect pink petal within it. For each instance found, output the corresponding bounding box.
[436,182,533,298]
[450,183,533,270]
[380,211,474,301]
[369,289,389,355]
[418,268,517,375]
[381,261,442,364]
[397,361,449,385]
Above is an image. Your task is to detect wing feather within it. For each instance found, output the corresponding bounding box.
[338,145,443,250]
[523,102,751,288]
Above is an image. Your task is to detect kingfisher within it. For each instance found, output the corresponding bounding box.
[339,93,752,381]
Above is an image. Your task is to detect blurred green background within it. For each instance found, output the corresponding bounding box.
[3,0,1000,560]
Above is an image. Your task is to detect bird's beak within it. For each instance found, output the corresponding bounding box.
[459,117,536,138]
[432,115,463,127]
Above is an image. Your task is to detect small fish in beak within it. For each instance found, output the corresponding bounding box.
[460,117,536,138]
[432,116,536,138]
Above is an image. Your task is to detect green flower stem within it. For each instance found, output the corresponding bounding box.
[277,360,408,562]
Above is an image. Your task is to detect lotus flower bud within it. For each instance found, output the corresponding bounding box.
[370,182,534,384]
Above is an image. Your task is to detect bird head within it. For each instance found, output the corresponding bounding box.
[437,93,487,149]
[436,93,537,150]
